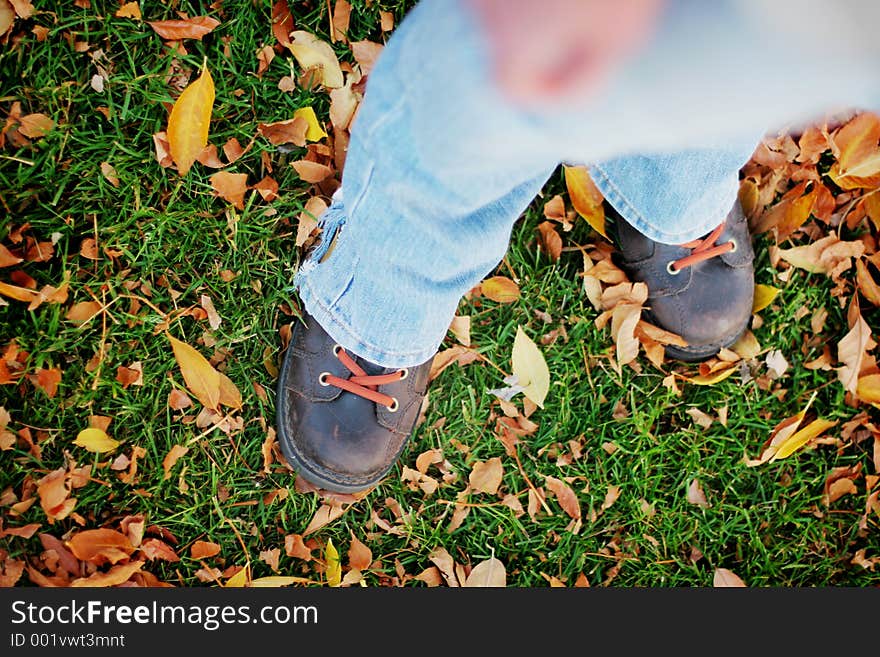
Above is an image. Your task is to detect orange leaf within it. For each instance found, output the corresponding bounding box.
[469,457,503,495]
[837,311,877,395]
[37,468,71,519]
[271,0,294,48]
[67,528,136,565]
[115,1,141,20]
[480,276,520,303]
[258,117,308,146]
[147,16,220,40]
[0,243,22,268]
[191,540,221,559]
[536,221,562,261]
[168,388,193,410]
[33,367,61,398]
[167,333,221,410]
[350,40,383,76]
[0,0,14,37]
[70,561,144,587]
[167,65,215,176]
[856,259,880,307]
[545,476,581,519]
[347,533,372,570]
[140,538,180,562]
[18,113,53,138]
[253,175,279,202]
[0,280,39,303]
[291,160,333,183]
[209,171,248,210]
[162,444,189,480]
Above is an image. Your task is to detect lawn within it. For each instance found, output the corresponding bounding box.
[0,0,878,588]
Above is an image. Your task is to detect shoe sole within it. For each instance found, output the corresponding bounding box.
[648,311,750,363]
[275,321,400,495]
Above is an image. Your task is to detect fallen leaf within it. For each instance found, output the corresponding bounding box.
[71,561,143,587]
[429,547,459,587]
[258,117,308,146]
[291,160,333,183]
[162,445,189,480]
[325,538,341,587]
[304,503,346,535]
[67,528,135,565]
[115,2,141,20]
[348,534,372,570]
[752,284,779,313]
[464,557,506,587]
[350,40,383,76]
[167,333,221,410]
[837,312,877,395]
[564,165,606,237]
[18,113,53,139]
[286,31,344,89]
[481,276,520,303]
[765,349,789,379]
[856,259,880,307]
[611,303,641,367]
[331,0,351,42]
[140,538,180,562]
[512,326,550,408]
[829,112,880,189]
[256,45,275,77]
[0,0,14,37]
[777,235,863,276]
[209,171,248,210]
[271,0,294,47]
[687,479,709,507]
[200,294,222,330]
[73,427,119,453]
[449,315,470,347]
[545,476,581,519]
[168,389,193,410]
[536,222,562,261]
[713,568,746,587]
[191,540,221,559]
[253,176,279,202]
[115,363,143,388]
[469,457,503,495]
[167,65,215,176]
[32,367,61,398]
[100,161,120,187]
[147,16,220,41]
[770,419,838,462]
[293,106,328,142]
[65,300,102,323]
[285,534,313,560]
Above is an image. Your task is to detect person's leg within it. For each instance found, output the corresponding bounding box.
[277,0,559,492]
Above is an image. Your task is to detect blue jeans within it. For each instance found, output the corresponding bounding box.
[295,0,878,368]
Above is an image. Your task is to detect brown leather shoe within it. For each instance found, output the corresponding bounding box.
[608,201,755,362]
[276,312,432,493]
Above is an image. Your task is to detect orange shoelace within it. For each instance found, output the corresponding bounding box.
[319,346,406,411]
[669,222,735,272]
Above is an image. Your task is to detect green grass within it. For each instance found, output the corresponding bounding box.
[1,1,878,588]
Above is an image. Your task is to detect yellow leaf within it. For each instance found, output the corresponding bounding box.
[683,364,737,386]
[167,64,215,176]
[856,374,880,403]
[293,106,328,142]
[167,333,221,411]
[218,372,243,410]
[770,418,838,462]
[73,427,119,453]
[564,165,607,238]
[731,330,761,360]
[752,284,779,313]
[115,1,141,20]
[481,276,520,303]
[286,31,344,89]
[325,538,341,587]
[512,326,550,408]
[224,565,250,588]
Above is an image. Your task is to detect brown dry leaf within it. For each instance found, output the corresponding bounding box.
[140,538,180,562]
[611,303,641,367]
[18,113,53,139]
[256,45,275,78]
[271,0,294,48]
[65,300,102,323]
[115,2,141,20]
[536,222,562,261]
[469,457,503,495]
[152,131,173,168]
[223,137,246,163]
[751,182,816,239]
[191,540,221,559]
[210,171,248,210]
[0,0,14,37]
[856,260,880,307]
[350,40,384,76]
[0,243,22,268]
[291,160,333,183]
[217,372,242,410]
[545,476,580,519]
[99,161,120,188]
[449,315,471,347]
[70,561,144,588]
[837,311,877,395]
[297,196,327,247]
[329,74,360,130]
[115,363,143,389]
[713,568,746,587]
[284,533,313,561]
[564,165,606,237]
[829,112,880,189]
[687,479,709,507]
[303,502,347,535]
[428,547,459,587]
[481,276,520,303]
[258,116,308,146]
[331,0,351,42]
[167,65,214,176]
[253,175,280,202]
[196,144,224,168]
[67,528,135,565]
[464,557,507,587]
[200,294,222,330]
[380,10,394,31]
[286,31,344,89]
[601,484,621,511]
[38,467,74,522]
[32,367,61,398]
[348,533,372,570]
[167,333,221,411]
[168,388,192,411]
[162,445,189,480]
[148,16,220,41]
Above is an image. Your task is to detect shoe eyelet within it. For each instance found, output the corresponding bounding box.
[387,398,399,413]
[318,372,332,386]
[727,239,738,253]
[666,261,682,276]
[398,368,409,381]
[332,344,343,356]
